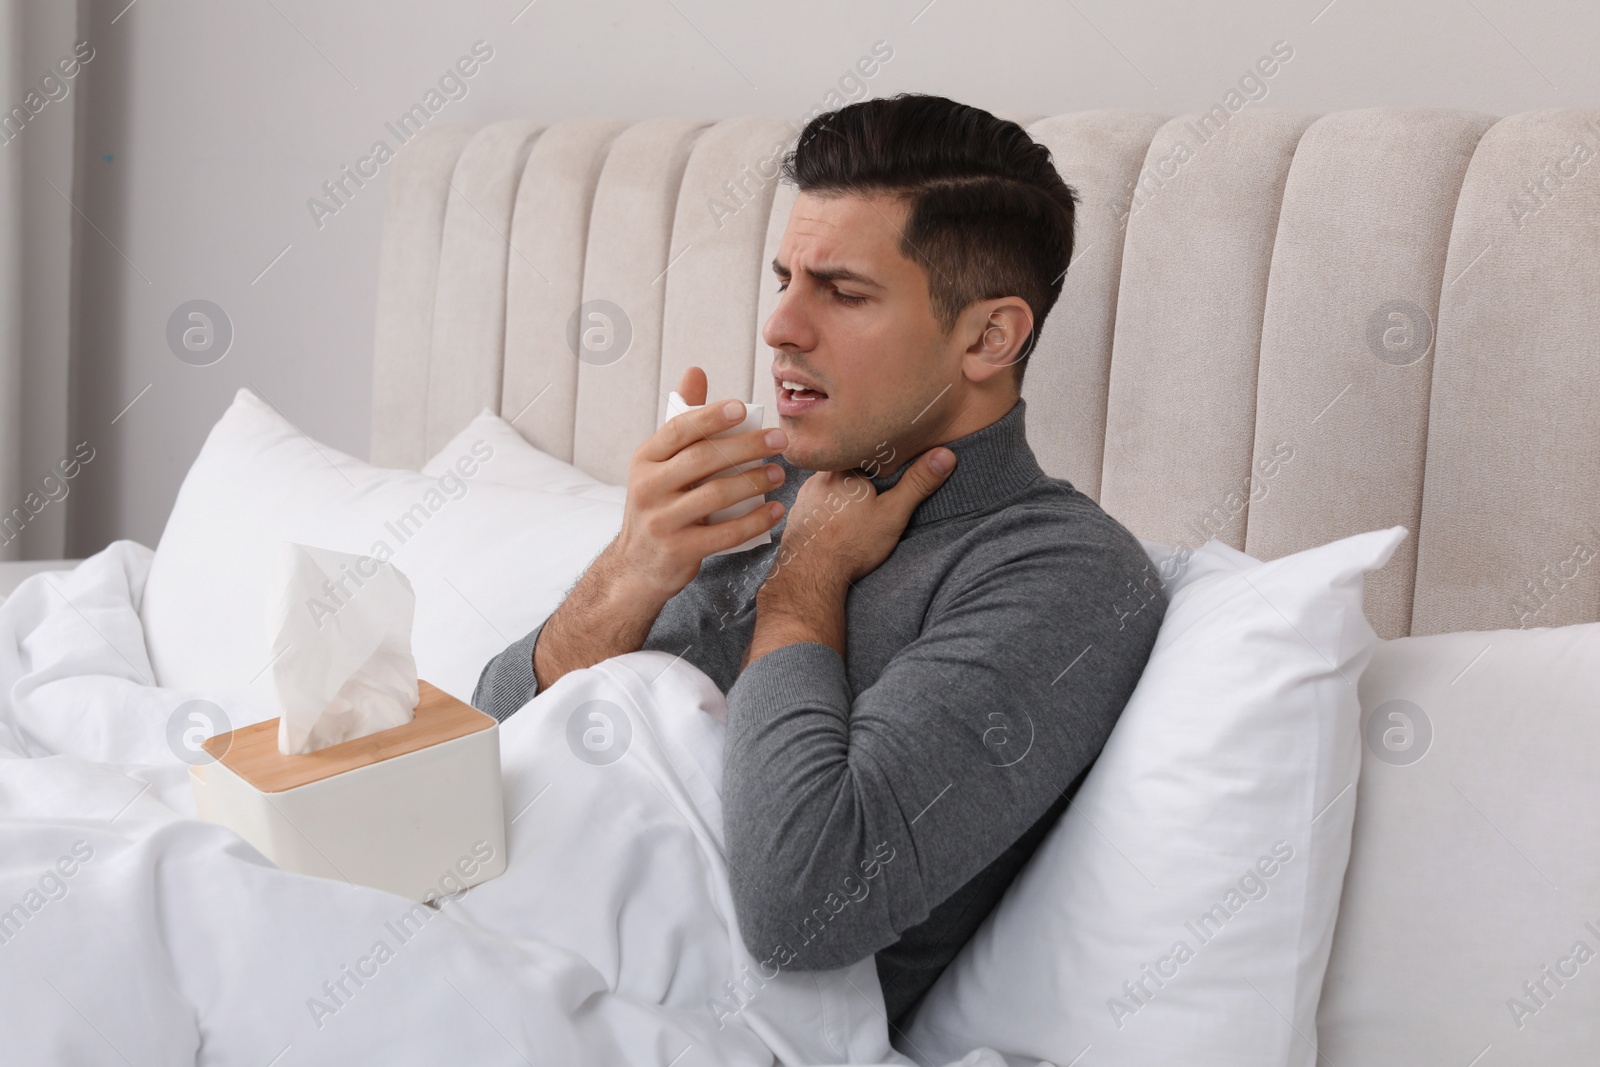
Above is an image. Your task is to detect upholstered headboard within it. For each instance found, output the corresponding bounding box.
[369,108,1600,640]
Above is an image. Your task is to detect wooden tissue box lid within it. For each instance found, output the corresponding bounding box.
[202,681,495,793]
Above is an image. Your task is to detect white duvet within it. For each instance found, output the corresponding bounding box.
[0,542,1003,1067]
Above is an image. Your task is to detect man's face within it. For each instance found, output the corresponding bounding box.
[763,192,964,472]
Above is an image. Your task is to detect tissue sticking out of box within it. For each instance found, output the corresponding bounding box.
[270,542,420,755]
[665,390,770,556]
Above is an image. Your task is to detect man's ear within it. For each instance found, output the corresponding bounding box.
[959,299,1035,385]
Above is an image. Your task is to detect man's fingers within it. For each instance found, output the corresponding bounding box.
[689,500,785,556]
[663,428,786,488]
[667,463,784,525]
[884,447,956,518]
[676,366,708,407]
[638,398,748,463]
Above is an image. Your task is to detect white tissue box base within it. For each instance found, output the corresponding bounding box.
[190,728,507,902]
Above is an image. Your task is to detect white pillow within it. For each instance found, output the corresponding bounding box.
[423,409,627,504]
[1317,621,1600,1064]
[141,389,622,715]
[905,525,1408,1067]
[1139,534,1259,593]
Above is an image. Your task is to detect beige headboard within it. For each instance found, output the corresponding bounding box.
[369,108,1600,640]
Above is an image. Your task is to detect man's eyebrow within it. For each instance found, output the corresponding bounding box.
[770,258,884,289]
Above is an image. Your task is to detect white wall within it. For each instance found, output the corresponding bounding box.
[65,0,1600,555]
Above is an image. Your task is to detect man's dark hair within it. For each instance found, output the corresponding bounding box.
[780,94,1078,387]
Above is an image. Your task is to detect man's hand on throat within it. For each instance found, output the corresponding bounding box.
[743,447,956,668]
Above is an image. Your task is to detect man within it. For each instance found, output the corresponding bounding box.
[475,94,1166,1031]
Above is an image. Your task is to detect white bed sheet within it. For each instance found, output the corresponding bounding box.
[0,542,1008,1067]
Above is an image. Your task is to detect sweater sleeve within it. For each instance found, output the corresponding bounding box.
[470,622,545,722]
[721,515,1165,972]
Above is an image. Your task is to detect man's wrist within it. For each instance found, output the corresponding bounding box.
[533,540,676,689]
[763,554,850,603]
[591,542,669,618]
[749,569,849,663]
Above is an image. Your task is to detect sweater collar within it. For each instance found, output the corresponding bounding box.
[778,399,1046,528]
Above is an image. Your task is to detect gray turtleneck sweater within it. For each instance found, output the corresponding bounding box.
[473,400,1165,1029]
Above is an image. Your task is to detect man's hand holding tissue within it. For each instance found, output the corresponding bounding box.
[531,367,788,692]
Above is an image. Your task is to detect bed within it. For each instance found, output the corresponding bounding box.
[2,107,1596,1066]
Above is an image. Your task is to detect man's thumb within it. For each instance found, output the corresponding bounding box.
[892,447,956,510]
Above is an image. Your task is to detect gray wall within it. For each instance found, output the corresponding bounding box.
[65,0,1600,556]
[3,0,77,561]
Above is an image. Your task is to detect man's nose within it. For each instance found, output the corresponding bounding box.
[762,287,812,352]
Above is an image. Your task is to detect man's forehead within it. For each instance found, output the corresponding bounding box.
[776,191,908,268]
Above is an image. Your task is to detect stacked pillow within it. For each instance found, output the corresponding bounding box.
[904,525,1407,1067]
[140,390,624,716]
[421,413,626,504]
[1316,621,1600,1064]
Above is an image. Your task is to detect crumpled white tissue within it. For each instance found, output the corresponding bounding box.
[665,390,770,556]
[269,542,420,755]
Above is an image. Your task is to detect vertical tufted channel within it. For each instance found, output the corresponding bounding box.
[1022,112,1168,500]
[499,118,632,462]
[1245,108,1493,638]
[1411,109,1600,635]
[1098,110,1317,551]
[570,119,711,483]
[423,121,546,458]
[370,124,478,468]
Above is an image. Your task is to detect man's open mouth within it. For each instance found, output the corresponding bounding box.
[778,379,829,402]
[774,371,830,417]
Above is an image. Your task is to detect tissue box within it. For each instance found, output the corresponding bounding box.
[189,681,507,902]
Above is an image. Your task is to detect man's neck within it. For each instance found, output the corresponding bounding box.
[890,385,1020,466]
[866,398,1043,527]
